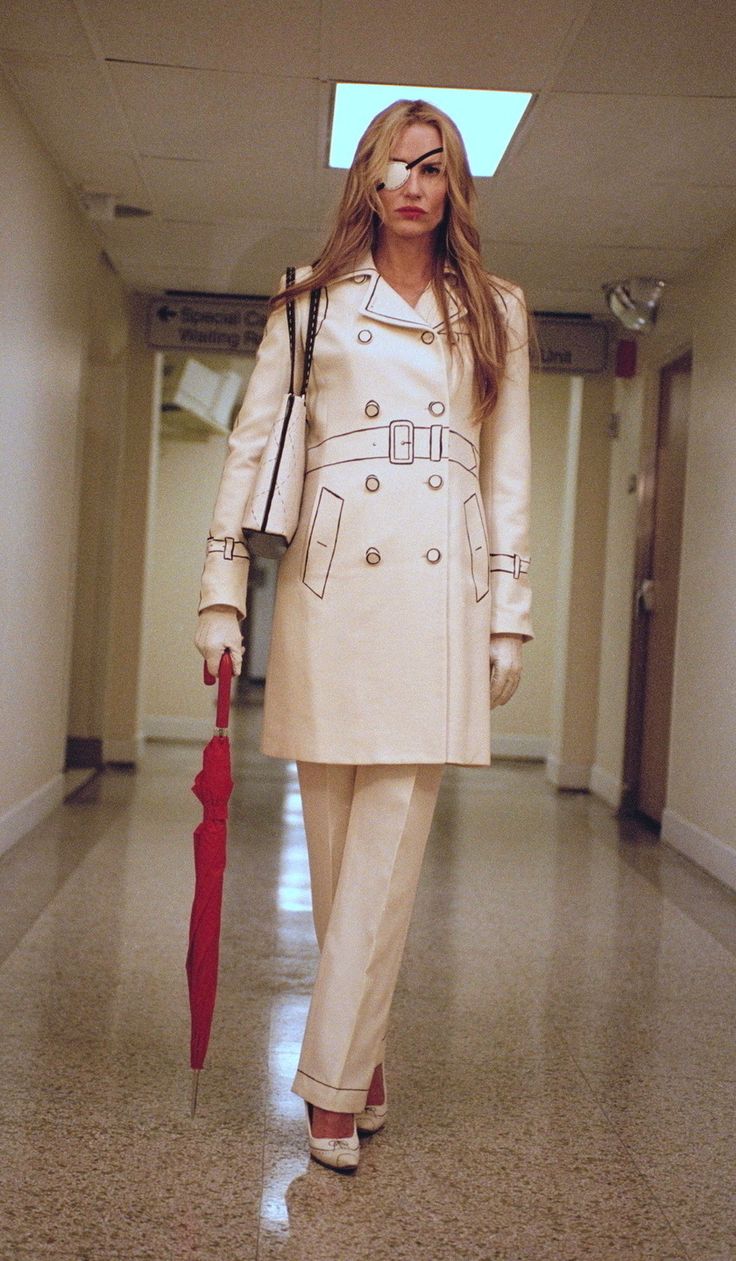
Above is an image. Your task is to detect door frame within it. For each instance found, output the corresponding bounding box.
[619,348,692,823]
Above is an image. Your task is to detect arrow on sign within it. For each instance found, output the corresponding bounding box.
[157,304,179,321]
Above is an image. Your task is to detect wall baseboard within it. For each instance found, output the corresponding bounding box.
[546,754,590,790]
[103,735,144,765]
[144,716,212,743]
[493,733,548,761]
[0,774,65,858]
[662,808,736,894]
[590,763,624,809]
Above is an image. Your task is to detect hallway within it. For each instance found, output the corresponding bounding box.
[1,709,735,1260]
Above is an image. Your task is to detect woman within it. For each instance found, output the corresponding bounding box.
[195,99,533,1171]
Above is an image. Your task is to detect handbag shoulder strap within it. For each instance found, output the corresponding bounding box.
[299,285,321,398]
[284,265,297,395]
[285,268,320,398]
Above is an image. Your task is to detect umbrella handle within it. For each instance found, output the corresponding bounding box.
[203,650,233,730]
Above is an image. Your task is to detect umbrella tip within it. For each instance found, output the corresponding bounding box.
[190,1069,200,1118]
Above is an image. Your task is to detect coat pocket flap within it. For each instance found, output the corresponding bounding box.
[463,493,490,603]
[302,487,344,599]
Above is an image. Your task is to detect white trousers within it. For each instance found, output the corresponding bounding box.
[292,762,444,1112]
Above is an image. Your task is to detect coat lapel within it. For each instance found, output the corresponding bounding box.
[336,253,468,334]
[362,271,429,329]
[416,281,467,333]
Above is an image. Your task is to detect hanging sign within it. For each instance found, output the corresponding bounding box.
[535,317,610,374]
[147,294,269,354]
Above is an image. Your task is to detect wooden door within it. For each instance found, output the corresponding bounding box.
[622,352,691,825]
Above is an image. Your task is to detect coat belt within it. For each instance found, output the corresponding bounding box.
[305,421,479,475]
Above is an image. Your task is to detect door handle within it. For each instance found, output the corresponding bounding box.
[638,578,656,612]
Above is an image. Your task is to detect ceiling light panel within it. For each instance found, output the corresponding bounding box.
[329,83,532,176]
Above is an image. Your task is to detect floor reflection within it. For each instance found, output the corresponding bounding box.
[1,711,735,1259]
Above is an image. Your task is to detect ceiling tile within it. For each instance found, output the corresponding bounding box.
[555,0,736,95]
[58,151,149,206]
[501,93,736,189]
[140,156,316,226]
[480,177,736,252]
[108,63,320,176]
[227,228,324,292]
[320,0,588,89]
[479,93,736,249]
[0,1,92,59]
[314,167,347,223]
[1,55,131,155]
[86,0,320,76]
[98,217,322,293]
[121,225,322,296]
[485,239,698,313]
[3,0,733,312]
[96,217,272,268]
[130,264,238,293]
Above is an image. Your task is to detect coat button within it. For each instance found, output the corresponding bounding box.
[421,330,435,344]
[427,474,443,489]
[358,329,373,343]
[365,475,380,492]
[353,274,370,283]
[428,401,445,416]
[366,547,381,564]
[364,400,380,418]
[426,548,441,564]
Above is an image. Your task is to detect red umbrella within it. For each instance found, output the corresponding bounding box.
[186,649,234,1116]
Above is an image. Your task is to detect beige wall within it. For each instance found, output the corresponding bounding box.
[67,256,130,748]
[67,289,159,768]
[0,73,159,852]
[142,427,230,738]
[491,370,569,755]
[547,372,613,787]
[102,294,161,762]
[663,231,736,885]
[0,75,97,852]
[141,350,255,738]
[592,223,736,888]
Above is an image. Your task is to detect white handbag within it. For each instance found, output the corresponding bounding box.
[242,270,321,559]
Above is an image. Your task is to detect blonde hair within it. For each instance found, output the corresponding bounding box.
[271,98,528,419]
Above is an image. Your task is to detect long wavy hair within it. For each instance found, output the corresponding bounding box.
[271,98,530,419]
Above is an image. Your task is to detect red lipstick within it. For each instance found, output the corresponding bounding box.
[397,207,426,218]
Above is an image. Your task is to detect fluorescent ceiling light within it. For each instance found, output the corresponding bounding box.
[329,83,532,177]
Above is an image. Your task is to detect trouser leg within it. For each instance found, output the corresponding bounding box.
[296,762,356,950]
[292,762,444,1113]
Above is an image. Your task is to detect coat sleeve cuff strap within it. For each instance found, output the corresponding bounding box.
[206,534,250,561]
[490,552,530,580]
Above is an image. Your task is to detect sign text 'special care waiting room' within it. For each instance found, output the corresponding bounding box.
[147,295,269,355]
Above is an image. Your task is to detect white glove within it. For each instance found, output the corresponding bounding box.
[195,605,244,678]
[490,634,523,709]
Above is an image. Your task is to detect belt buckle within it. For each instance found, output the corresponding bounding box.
[389,419,413,464]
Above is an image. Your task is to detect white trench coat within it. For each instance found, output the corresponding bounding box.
[199,254,533,765]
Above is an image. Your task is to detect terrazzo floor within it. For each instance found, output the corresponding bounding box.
[1,705,735,1260]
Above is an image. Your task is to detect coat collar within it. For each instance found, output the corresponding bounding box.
[335,252,467,333]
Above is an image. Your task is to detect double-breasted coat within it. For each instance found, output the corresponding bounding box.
[199,253,533,765]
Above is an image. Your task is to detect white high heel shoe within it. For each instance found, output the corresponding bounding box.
[305,1103,360,1171]
[356,1069,388,1134]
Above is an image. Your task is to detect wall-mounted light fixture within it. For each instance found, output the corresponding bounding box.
[78,189,152,221]
[602,277,665,334]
